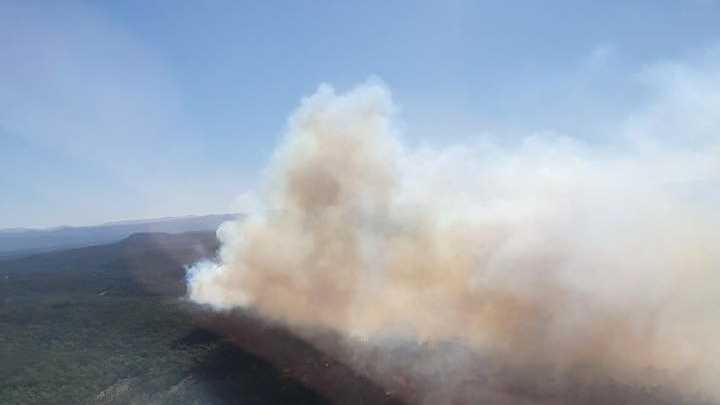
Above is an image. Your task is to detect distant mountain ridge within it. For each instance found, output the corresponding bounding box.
[0,214,239,259]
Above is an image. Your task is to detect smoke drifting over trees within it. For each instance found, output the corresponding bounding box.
[188,82,720,404]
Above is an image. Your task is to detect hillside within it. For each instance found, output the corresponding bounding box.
[0,232,398,405]
[0,214,239,259]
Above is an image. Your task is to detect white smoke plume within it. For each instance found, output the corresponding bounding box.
[187,80,720,403]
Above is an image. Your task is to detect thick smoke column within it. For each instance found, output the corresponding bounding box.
[188,82,720,402]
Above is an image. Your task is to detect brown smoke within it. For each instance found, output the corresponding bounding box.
[188,82,720,403]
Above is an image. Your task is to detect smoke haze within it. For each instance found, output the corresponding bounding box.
[188,82,720,403]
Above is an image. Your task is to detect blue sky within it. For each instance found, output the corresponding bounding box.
[1,0,719,228]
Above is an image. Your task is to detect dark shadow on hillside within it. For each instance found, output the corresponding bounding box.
[172,328,222,348]
[186,311,407,405]
[184,339,333,405]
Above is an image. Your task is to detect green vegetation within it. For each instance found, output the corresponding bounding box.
[0,233,330,405]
